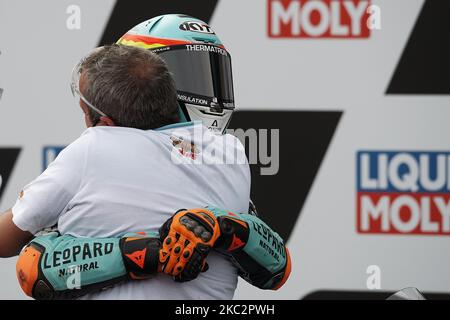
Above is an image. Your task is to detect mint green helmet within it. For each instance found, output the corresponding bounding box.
[117,14,235,134]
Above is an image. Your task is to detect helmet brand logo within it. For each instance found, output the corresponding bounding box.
[179,21,215,34]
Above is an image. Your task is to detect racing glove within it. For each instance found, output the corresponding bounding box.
[159,207,292,290]
[158,208,221,282]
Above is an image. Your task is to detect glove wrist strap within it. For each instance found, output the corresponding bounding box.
[120,235,161,279]
[215,216,250,253]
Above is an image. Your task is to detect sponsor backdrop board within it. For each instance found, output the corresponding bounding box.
[0,0,449,299]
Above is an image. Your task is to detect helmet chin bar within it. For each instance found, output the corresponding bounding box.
[184,103,234,135]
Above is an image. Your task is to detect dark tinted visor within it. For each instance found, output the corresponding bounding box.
[155,45,234,107]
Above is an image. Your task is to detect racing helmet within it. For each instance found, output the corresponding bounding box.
[117,14,235,134]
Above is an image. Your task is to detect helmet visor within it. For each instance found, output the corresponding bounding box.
[154,45,234,109]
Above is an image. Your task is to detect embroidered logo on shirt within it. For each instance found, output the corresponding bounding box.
[170,135,200,160]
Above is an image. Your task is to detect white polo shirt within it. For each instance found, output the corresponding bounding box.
[12,122,251,300]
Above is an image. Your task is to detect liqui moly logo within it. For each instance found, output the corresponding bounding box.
[357,151,450,235]
[268,0,374,38]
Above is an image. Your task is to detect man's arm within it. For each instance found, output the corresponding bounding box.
[16,207,291,299]
[16,223,211,299]
[16,231,162,299]
[210,207,292,290]
[159,207,291,290]
[0,209,33,257]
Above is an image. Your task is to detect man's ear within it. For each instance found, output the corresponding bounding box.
[98,116,116,127]
[80,101,95,128]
